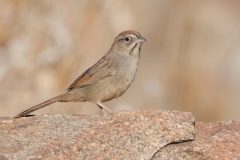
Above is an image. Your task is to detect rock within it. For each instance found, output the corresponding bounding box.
[1,110,240,159]
[153,121,240,159]
[0,110,195,159]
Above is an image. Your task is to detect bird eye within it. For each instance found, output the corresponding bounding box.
[124,36,130,42]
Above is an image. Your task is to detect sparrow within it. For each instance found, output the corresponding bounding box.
[14,30,146,118]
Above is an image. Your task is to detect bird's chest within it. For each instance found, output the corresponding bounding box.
[96,55,139,102]
[112,56,139,94]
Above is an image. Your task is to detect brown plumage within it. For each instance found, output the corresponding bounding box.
[14,30,146,118]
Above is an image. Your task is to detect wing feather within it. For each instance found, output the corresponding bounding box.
[67,56,118,91]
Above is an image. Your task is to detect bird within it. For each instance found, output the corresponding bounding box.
[14,30,146,118]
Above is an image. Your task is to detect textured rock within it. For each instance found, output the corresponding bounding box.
[153,121,240,159]
[2,110,240,159]
[0,110,195,159]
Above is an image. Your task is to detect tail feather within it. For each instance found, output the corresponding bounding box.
[14,95,62,118]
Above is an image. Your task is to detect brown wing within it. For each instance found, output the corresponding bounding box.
[67,56,118,91]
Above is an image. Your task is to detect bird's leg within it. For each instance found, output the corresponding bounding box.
[96,102,113,114]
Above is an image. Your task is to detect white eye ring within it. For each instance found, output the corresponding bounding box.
[124,36,130,42]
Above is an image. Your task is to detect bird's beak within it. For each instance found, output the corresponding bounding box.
[135,37,147,43]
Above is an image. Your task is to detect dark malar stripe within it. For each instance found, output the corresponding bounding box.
[130,43,138,55]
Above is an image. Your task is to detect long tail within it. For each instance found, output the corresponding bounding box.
[14,95,63,118]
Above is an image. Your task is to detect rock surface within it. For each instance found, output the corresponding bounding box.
[153,120,240,160]
[0,110,194,159]
[0,110,240,159]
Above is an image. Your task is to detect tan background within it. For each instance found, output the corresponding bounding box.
[0,0,240,121]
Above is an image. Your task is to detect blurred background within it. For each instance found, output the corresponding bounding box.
[0,0,240,121]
